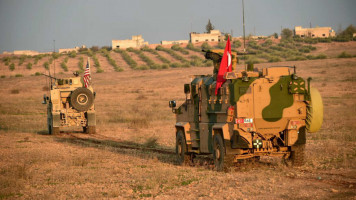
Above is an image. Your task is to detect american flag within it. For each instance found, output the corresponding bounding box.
[83,58,91,88]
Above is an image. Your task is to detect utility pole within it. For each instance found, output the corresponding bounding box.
[53,40,56,80]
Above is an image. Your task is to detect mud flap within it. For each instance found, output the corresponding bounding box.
[52,112,61,127]
[87,111,96,126]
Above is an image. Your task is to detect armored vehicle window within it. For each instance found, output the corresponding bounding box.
[58,79,64,85]
[69,79,72,85]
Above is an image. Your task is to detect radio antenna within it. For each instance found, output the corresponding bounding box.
[242,0,247,71]
[53,39,56,80]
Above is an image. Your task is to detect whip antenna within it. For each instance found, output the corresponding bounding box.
[242,0,246,71]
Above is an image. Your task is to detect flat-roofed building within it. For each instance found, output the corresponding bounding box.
[190,30,223,43]
[294,26,335,38]
[112,35,149,49]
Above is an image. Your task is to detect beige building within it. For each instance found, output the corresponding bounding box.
[161,40,189,45]
[112,35,149,49]
[190,30,223,43]
[294,26,336,38]
[59,45,86,53]
[2,50,40,56]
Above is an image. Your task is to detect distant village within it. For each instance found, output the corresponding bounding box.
[3,26,337,56]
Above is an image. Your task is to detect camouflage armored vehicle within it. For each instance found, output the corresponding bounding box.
[42,74,96,134]
[169,49,323,171]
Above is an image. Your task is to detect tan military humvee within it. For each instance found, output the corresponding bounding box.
[42,75,96,134]
[169,50,323,171]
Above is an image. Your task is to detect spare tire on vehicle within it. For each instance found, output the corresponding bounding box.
[70,87,94,112]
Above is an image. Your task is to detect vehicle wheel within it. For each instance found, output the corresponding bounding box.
[176,130,190,165]
[213,134,226,171]
[86,126,96,134]
[283,144,305,167]
[70,88,94,112]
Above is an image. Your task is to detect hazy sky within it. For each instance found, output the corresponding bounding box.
[0,0,355,52]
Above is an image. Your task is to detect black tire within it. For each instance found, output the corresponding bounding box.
[70,88,94,112]
[48,124,52,135]
[283,144,305,167]
[213,134,225,171]
[176,130,190,165]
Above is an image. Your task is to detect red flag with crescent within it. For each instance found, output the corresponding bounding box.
[215,36,232,95]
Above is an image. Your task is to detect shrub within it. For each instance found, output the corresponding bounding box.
[338,51,352,58]
[156,46,189,63]
[18,55,26,66]
[204,60,213,67]
[286,56,307,61]
[90,46,99,52]
[115,49,137,69]
[171,44,189,55]
[130,48,156,67]
[1,75,5,78]
[2,57,10,63]
[34,72,41,76]
[48,57,53,64]
[9,63,15,71]
[96,68,104,73]
[43,62,49,70]
[141,47,171,64]
[60,62,68,71]
[217,41,226,49]
[268,56,282,62]
[262,39,273,47]
[52,52,60,59]
[315,54,327,59]
[189,55,204,67]
[101,46,112,51]
[170,62,181,68]
[78,47,88,52]
[64,57,69,63]
[201,42,212,50]
[101,50,123,72]
[15,74,23,77]
[137,65,149,70]
[78,57,84,73]
[161,63,169,69]
[68,51,77,58]
[232,40,242,48]
[186,43,202,52]
[26,62,32,70]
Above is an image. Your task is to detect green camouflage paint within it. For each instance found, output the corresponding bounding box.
[229,77,258,105]
[262,76,294,122]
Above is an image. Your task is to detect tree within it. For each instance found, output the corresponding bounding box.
[338,25,356,39]
[205,19,214,33]
[281,28,293,40]
[273,32,278,39]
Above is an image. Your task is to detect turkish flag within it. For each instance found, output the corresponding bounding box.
[215,36,232,95]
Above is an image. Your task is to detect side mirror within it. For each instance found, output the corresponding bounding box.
[169,100,176,108]
[42,94,47,104]
[184,84,190,94]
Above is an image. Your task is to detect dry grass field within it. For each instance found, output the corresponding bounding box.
[0,42,356,199]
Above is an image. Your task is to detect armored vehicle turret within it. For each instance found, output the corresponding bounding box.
[42,74,96,134]
[169,50,323,171]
